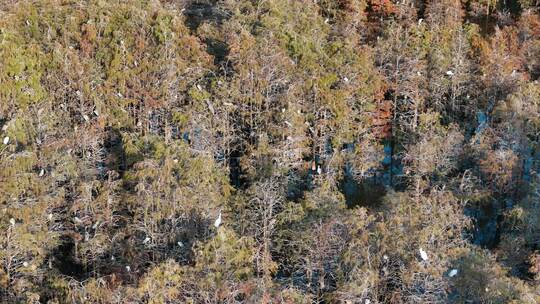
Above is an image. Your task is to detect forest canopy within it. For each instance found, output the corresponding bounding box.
[0,0,539,303]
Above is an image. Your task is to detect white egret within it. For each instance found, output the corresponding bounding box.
[3,136,9,145]
[214,211,222,228]
[448,269,458,277]
[446,70,454,76]
[419,248,429,261]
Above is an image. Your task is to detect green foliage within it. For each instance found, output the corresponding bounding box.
[0,0,539,302]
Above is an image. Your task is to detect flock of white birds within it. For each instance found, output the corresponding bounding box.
[419,248,458,277]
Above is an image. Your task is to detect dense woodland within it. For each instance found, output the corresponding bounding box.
[0,0,540,303]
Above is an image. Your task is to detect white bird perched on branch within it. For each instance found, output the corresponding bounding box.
[214,211,222,228]
[448,269,458,277]
[3,136,9,145]
[419,248,429,261]
[446,70,454,76]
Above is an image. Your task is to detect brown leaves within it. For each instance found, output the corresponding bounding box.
[528,252,540,281]
[479,147,520,192]
[367,0,396,17]
[80,23,97,57]
[371,99,393,139]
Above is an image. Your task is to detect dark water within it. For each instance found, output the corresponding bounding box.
[466,201,501,249]
[341,175,386,209]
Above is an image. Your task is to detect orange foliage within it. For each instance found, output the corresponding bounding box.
[371,99,393,139]
[80,23,96,57]
[367,0,396,17]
